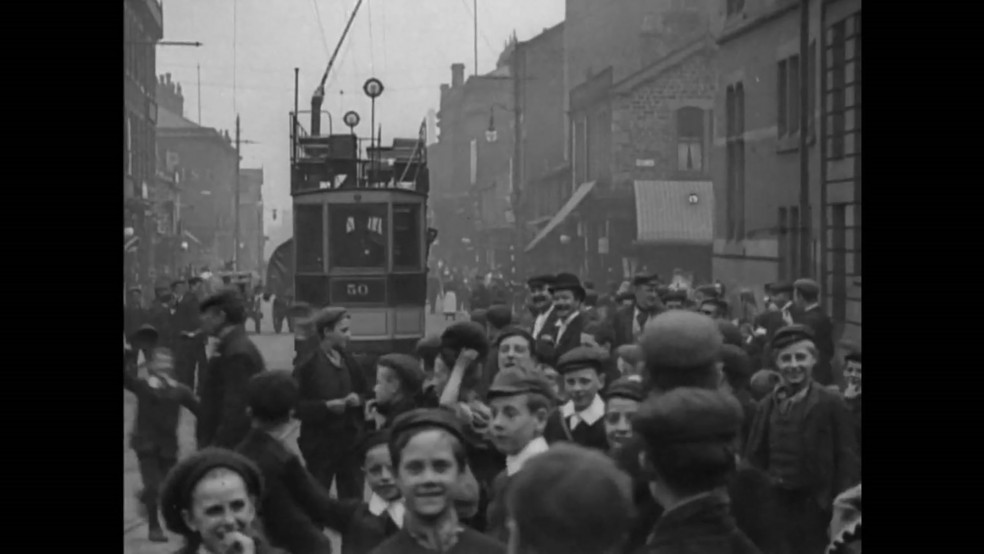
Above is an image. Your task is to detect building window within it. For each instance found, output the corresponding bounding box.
[778,207,789,281]
[573,115,588,185]
[788,205,801,276]
[676,107,705,172]
[830,203,848,323]
[777,54,801,138]
[829,21,847,159]
[726,0,745,18]
[725,83,746,241]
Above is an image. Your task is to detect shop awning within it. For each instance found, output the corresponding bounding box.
[634,180,714,244]
[524,181,596,253]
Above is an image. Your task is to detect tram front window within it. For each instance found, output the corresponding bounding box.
[329,204,387,269]
[393,204,421,269]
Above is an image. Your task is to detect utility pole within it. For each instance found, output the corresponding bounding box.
[799,0,812,277]
[234,114,241,270]
[197,63,202,124]
[473,0,478,76]
[512,39,523,279]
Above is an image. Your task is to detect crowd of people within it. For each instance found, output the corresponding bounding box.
[123,270,862,554]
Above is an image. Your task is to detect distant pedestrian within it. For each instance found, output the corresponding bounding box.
[443,282,459,321]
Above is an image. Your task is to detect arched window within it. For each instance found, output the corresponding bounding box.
[676,107,705,172]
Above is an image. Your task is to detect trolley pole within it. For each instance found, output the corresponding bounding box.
[234,114,241,271]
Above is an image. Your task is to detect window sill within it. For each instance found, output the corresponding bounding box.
[775,131,816,154]
[670,170,710,180]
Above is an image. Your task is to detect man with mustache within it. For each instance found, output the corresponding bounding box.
[543,273,588,359]
[745,325,860,554]
[525,274,557,340]
[610,274,663,350]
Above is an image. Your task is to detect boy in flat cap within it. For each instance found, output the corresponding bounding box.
[525,274,557,340]
[543,273,589,359]
[633,387,762,554]
[124,346,200,542]
[196,288,266,449]
[603,377,643,452]
[483,372,556,540]
[542,346,610,451]
[293,307,369,500]
[791,278,836,385]
[504,443,635,554]
[368,353,425,430]
[478,305,515,395]
[371,409,506,553]
[745,325,860,554]
[614,343,645,382]
[610,273,664,350]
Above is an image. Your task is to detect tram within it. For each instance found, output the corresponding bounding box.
[288,106,436,365]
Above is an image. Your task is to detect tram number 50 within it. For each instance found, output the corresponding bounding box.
[346,283,370,297]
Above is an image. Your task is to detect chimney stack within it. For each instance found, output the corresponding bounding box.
[451,64,465,87]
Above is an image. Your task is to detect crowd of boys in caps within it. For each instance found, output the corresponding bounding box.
[124,269,861,554]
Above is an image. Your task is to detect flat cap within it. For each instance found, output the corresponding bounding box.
[771,324,816,352]
[469,309,488,325]
[199,287,245,314]
[556,346,608,375]
[632,274,660,287]
[662,289,688,303]
[716,320,744,347]
[695,284,720,298]
[640,311,723,372]
[720,344,754,382]
[632,387,743,446]
[793,278,820,297]
[527,274,556,288]
[486,304,513,328]
[389,408,466,446]
[440,321,490,360]
[506,443,634,554]
[129,324,159,345]
[415,334,442,358]
[305,307,349,331]
[701,298,730,313]
[378,353,425,394]
[605,377,644,402]
[615,343,643,365]
[487,370,556,402]
[766,282,794,294]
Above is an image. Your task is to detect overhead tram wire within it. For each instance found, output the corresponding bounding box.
[366,0,376,74]
[233,0,238,114]
[458,0,497,73]
[310,0,332,58]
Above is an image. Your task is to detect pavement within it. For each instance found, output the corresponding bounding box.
[123,311,456,553]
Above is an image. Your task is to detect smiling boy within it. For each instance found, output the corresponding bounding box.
[542,346,610,451]
[370,408,505,554]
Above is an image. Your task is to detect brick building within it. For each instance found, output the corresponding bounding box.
[711,0,861,341]
[156,77,239,272]
[524,0,719,286]
[430,63,514,275]
[237,168,266,275]
[124,0,163,286]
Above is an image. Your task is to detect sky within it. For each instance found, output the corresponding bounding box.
[157,0,565,248]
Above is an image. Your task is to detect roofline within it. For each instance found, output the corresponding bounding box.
[611,35,716,94]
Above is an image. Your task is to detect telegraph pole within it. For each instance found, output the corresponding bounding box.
[234,114,241,270]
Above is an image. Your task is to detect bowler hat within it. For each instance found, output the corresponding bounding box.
[550,273,586,301]
[793,278,821,297]
[632,274,660,287]
[129,324,159,346]
[527,274,556,289]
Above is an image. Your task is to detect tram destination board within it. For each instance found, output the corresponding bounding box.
[329,277,387,304]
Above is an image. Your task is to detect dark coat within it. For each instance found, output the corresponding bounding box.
[172,294,201,335]
[793,306,836,385]
[148,300,174,347]
[543,311,586,360]
[124,368,199,459]
[235,429,336,554]
[197,326,266,448]
[173,537,287,554]
[293,346,368,461]
[751,309,794,371]
[609,304,637,350]
[641,493,763,554]
[744,383,861,511]
[124,304,146,338]
[370,526,505,554]
[543,407,608,451]
[320,499,402,554]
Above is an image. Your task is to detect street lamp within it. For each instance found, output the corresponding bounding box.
[485,103,510,143]
[343,110,361,134]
